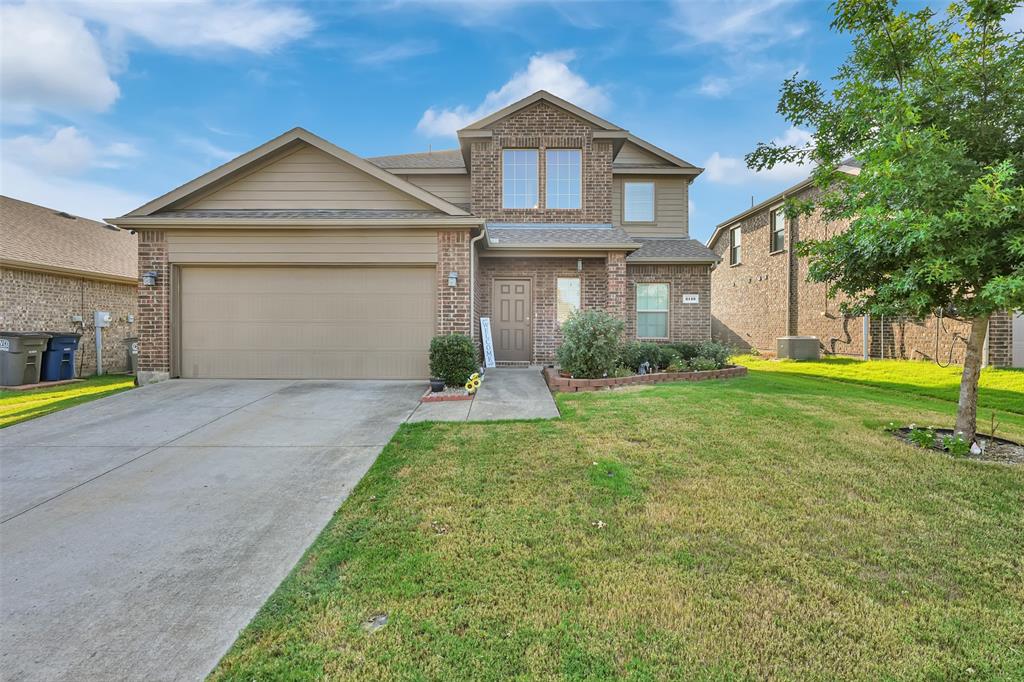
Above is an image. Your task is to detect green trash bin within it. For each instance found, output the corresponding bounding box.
[0,332,51,386]
[124,337,139,374]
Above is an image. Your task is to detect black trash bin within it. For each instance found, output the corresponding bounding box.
[0,332,51,386]
[124,337,139,374]
[40,332,83,381]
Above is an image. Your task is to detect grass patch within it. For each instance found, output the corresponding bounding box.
[0,375,134,428]
[211,368,1024,680]
[736,354,1024,415]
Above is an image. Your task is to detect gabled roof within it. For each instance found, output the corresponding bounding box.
[458,90,624,132]
[1,195,137,283]
[617,135,701,174]
[113,128,470,221]
[368,149,465,172]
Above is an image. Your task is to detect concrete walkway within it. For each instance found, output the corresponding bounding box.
[407,367,559,422]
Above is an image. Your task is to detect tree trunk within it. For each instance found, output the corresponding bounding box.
[955,315,990,443]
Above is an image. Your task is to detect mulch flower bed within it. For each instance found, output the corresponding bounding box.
[544,365,747,393]
[892,426,1024,465]
[420,386,474,402]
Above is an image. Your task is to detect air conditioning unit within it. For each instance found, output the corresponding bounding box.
[777,336,821,361]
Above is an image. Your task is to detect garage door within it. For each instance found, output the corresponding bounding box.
[179,266,435,379]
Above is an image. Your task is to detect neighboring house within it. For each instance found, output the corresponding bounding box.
[0,196,138,375]
[706,174,1022,367]
[109,91,718,382]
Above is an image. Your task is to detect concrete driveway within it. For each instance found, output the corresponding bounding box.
[0,379,424,681]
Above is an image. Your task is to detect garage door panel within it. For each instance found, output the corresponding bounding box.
[179,267,435,379]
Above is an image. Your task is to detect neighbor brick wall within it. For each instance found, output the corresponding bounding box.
[625,264,711,343]
[470,100,614,223]
[709,185,1016,365]
[137,231,171,374]
[436,229,473,337]
[0,266,137,375]
[987,311,1013,368]
[477,257,608,363]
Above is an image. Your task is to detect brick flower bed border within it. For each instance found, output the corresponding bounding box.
[420,389,474,403]
[543,365,747,393]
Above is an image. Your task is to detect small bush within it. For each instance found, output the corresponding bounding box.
[659,348,683,371]
[619,341,663,372]
[664,341,731,369]
[907,425,936,449]
[942,433,971,457]
[665,342,702,362]
[429,334,478,387]
[610,365,635,378]
[556,309,625,378]
[688,356,718,372]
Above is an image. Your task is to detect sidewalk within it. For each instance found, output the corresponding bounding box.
[406,367,559,422]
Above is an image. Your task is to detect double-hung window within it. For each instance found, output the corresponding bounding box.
[636,283,669,339]
[545,149,581,209]
[623,182,655,222]
[729,226,742,265]
[503,149,538,209]
[556,277,581,324]
[770,207,785,253]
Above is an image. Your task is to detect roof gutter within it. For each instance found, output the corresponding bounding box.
[106,217,485,229]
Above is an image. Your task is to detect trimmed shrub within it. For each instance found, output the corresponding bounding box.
[665,342,702,362]
[619,341,663,372]
[429,334,478,387]
[688,356,718,372]
[665,340,732,369]
[659,347,682,371]
[556,309,625,378]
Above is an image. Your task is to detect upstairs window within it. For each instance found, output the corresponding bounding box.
[636,283,670,339]
[623,182,655,222]
[770,207,785,253]
[503,149,538,209]
[545,149,581,209]
[729,226,742,265]
[556,277,581,324]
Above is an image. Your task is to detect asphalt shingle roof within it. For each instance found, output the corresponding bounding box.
[626,238,720,263]
[0,195,137,280]
[367,149,465,170]
[153,208,454,220]
[486,224,638,248]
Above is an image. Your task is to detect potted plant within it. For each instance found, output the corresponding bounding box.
[429,377,445,392]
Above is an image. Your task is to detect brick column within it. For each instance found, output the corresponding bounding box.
[436,229,472,336]
[606,251,627,321]
[987,311,1012,367]
[137,230,171,383]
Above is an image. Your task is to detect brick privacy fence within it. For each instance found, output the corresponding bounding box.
[470,100,613,223]
[710,185,1013,366]
[137,231,170,378]
[437,229,473,337]
[625,263,711,342]
[544,364,747,392]
[0,266,136,375]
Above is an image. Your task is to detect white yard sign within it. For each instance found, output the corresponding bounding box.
[480,317,496,368]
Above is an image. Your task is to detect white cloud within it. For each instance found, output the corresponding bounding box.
[2,126,143,175]
[697,75,734,98]
[417,51,608,137]
[0,4,119,120]
[1,156,147,221]
[703,127,813,185]
[356,40,438,66]
[669,0,807,51]
[176,136,240,163]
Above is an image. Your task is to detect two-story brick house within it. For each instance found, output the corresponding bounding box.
[109,91,718,382]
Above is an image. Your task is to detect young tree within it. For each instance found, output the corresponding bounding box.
[747,0,1024,442]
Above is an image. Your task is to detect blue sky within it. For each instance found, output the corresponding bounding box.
[0,0,958,241]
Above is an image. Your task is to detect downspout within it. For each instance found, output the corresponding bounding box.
[469,226,487,343]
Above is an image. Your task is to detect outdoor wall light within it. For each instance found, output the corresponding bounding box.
[142,271,158,286]
[448,271,458,287]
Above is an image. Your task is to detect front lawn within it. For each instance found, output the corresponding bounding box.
[211,368,1024,680]
[0,375,135,428]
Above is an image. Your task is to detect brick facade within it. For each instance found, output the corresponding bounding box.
[710,185,1015,366]
[137,231,171,380]
[436,229,473,337]
[625,264,712,343]
[470,101,614,223]
[0,266,137,375]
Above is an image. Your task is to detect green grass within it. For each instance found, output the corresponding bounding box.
[735,354,1024,416]
[0,374,134,428]
[211,366,1024,680]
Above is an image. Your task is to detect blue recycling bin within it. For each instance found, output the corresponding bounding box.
[40,332,82,381]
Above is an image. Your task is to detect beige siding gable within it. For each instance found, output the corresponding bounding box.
[613,175,689,238]
[400,174,471,207]
[185,144,438,211]
[614,140,674,167]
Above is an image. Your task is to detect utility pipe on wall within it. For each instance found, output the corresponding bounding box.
[468,228,487,342]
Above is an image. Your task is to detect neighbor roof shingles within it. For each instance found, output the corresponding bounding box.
[0,195,137,281]
[626,238,720,263]
[367,149,465,170]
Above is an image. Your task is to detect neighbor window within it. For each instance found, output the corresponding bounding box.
[623,182,655,222]
[636,283,669,338]
[729,226,742,265]
[503,149,538,209]
[770,207,785,252]
[545,149,581,209]
[556,277,581,324]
